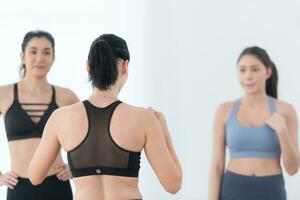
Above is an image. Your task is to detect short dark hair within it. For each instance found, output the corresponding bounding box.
[88,34,130,90]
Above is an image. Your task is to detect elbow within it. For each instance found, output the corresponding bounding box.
[210,162,225,176]
[28,167,44,185]
[286,166,299,176]
[164,171,182,194]
[165,181,181,194]
[29,178,43,186]
[286,162,299,176]
[28,174,44,186]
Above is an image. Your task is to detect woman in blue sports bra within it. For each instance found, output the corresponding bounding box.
[208,46,299,200]
[0,30,78,200]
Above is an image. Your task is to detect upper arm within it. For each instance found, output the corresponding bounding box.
[210,103,230,171]
[0,85,12,116]
[283,103,299,150]
[28,110,61,185]
[143,111,180,191]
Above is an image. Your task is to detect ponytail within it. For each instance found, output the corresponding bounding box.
[266,61,278,98]
[87,34,130,90]
[88,40,118,90]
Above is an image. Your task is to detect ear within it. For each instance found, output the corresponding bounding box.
[86,60,90,73]
[120,60,129,75]
[266,67,272,79]
[20,52,25,64]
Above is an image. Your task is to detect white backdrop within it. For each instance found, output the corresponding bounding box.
[0,0,300,199]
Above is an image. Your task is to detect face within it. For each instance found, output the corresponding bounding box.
[21,37,54,78]
[237,54,272,95]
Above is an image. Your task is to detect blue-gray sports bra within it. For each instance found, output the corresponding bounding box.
[225,96,281,159]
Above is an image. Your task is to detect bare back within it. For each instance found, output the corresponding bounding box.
[58,100,146,200]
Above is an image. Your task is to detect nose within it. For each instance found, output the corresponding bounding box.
[245,70,253,80]
[35,52,45,63]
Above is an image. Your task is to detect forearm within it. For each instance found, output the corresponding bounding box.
[162,125,182,174]
[209,168,223,200]
[278,130,299,175]
[0,171,3,186]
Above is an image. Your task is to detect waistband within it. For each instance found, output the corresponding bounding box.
[17,174,65,186]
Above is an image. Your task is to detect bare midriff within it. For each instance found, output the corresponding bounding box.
[9,138,64,178]
[227,158,282,176]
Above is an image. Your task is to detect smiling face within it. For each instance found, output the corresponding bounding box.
[21,37,54,79]
[237,54,272,95]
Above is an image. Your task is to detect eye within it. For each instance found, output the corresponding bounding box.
[44,51,51,55]
[252,68,259,72]
[239,68,246,73]
[29,50,37,55]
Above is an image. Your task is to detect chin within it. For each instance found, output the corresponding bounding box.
[31,69,49,77]
[243,87,258,95]
[31,72,48,79]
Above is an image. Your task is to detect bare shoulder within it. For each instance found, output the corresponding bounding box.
[0,84,15,113]
[49,102,84,129]
[274,99,297,117]
[45,102,85,145]
[214,101,236,123]
[0,84,14,99]
[53,101,84,119]
[118,102,150,117]
[53,85,79,106]
[118,102,158,124]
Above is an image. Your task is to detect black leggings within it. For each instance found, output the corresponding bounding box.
[7,175,73,200]
[220,170,286,200]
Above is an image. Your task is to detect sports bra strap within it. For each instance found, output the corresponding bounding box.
[51,85,56,103]
[230,97,276,119]
[227,99,241,122]
[13,83,18,101]
[268,96,276,114]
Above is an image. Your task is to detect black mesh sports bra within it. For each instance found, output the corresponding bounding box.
[4,83,58,141]
[67,100,141,178]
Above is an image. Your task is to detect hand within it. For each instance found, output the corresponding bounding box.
[265,112,287,135]
[55,164,72,181]
[0,171,19,189]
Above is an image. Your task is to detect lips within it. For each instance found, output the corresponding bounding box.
[244,83,255,87]
[33,65,46,69]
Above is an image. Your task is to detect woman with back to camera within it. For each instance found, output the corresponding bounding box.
[208,46,299,200]
[28,33,182,200]
[0,30,78,199]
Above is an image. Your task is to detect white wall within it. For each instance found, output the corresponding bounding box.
[1,0,300,199]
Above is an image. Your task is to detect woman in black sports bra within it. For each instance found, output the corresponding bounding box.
[0,30,78,200]
[29,34,182,200]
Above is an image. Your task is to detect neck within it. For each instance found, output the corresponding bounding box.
[90,86,119,102]
[21,76,49,93]
[243,92,268,106]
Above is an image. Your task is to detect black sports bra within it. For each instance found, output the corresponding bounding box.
[4,83,58,141]
[67,100,141,178]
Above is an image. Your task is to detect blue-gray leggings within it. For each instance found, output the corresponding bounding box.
[220,170,286,200]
